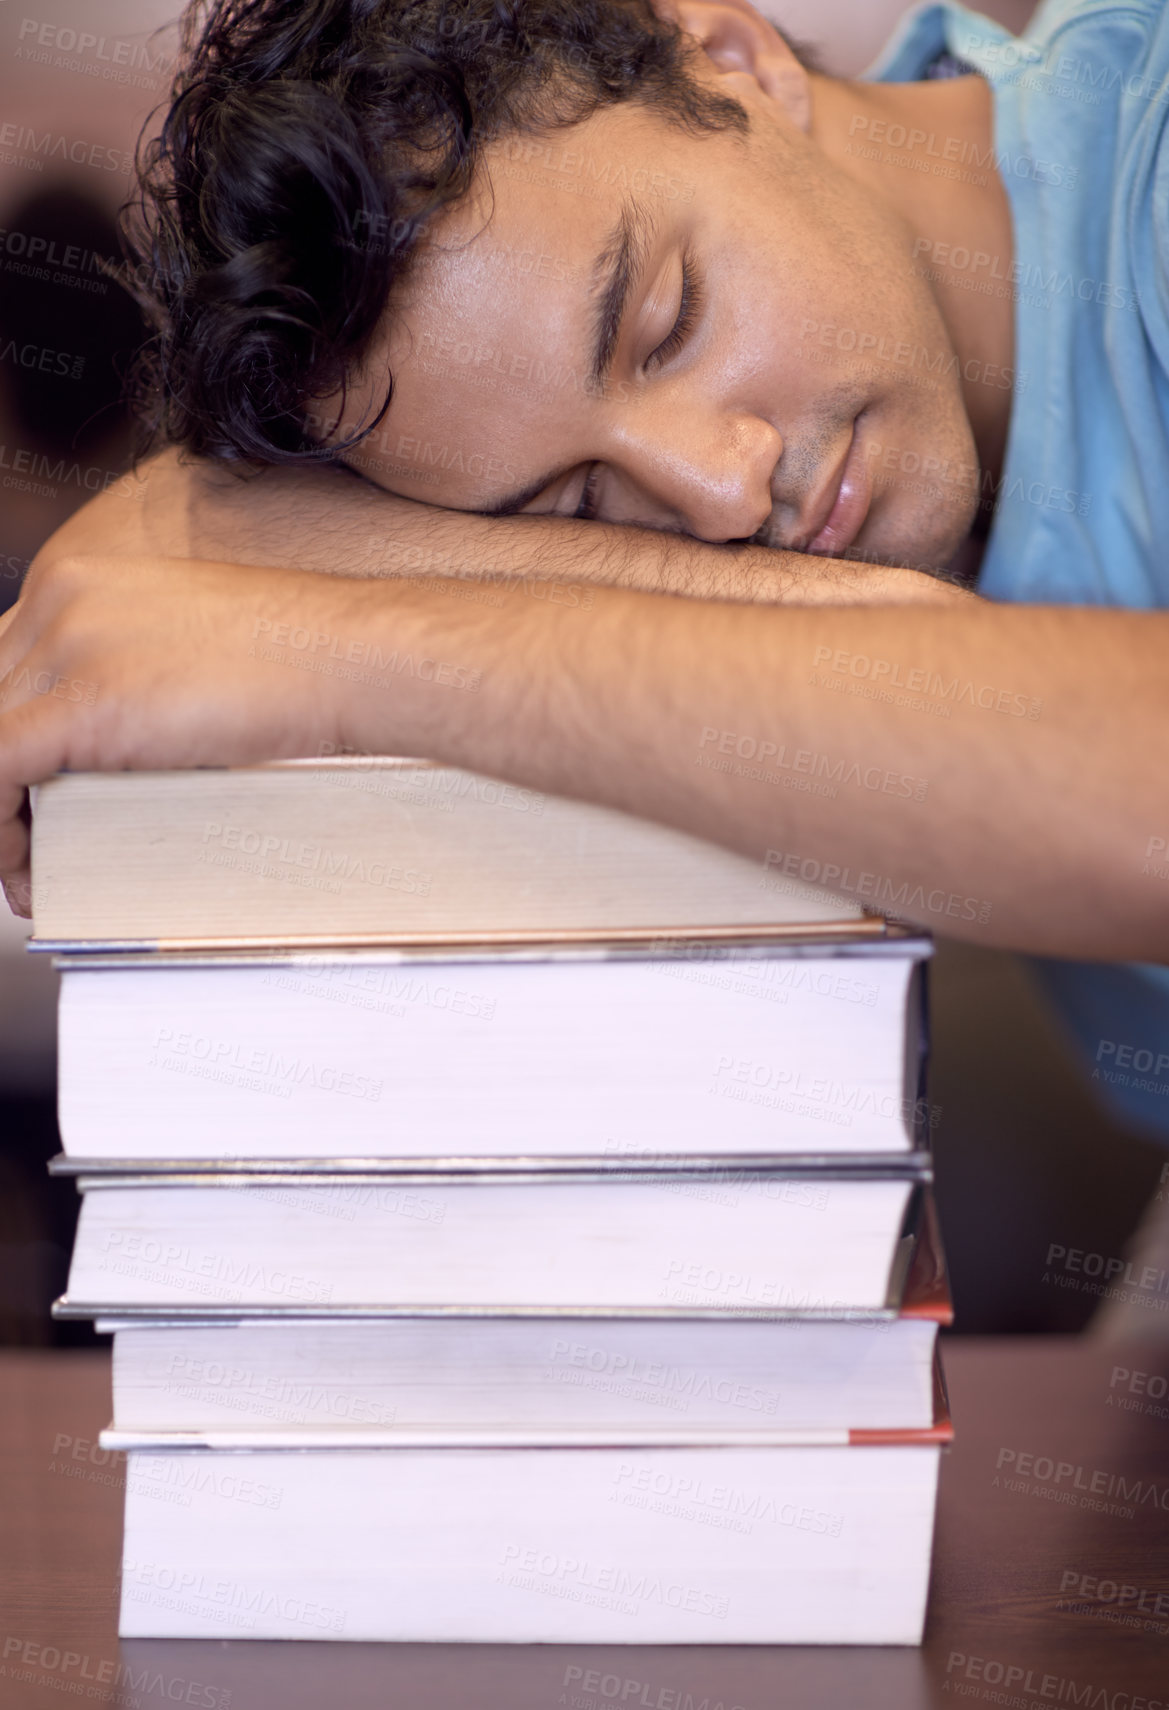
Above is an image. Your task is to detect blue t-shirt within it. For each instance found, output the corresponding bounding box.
[870,0,1169,1138]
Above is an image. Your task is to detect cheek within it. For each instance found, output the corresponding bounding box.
[732,245,906,390]
[765,167,938,360]
[862,397,979,563]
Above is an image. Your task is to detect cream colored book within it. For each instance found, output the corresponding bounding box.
[30,757,866,947]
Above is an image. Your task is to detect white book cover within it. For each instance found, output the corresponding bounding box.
[103,1311,940,1439]
[56,943,927,1160]
[117,1439,944,1643]
[64,1176,916,1315]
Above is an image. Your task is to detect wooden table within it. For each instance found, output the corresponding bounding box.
[3,1339,1168,1708]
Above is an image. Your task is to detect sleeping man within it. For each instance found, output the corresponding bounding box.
[3,0,1169,1132]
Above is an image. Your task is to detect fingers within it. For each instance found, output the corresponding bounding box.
[0,601,20,659]
[0,782,31,919]
[2,866,32,920]
[0,605,36,916]
[0,595,34,700]
[0,555,99,694]
[0,697,76,922]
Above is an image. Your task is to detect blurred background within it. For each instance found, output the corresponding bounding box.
[1,0,1164,1347]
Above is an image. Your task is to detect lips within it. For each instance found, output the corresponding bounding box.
[801,416,873,558]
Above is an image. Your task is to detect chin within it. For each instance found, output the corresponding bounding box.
[858,497,977,578]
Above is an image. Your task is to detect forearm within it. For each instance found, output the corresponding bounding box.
[304,574,1166,960]
[43,449,972,607]
[0,543,1159,954]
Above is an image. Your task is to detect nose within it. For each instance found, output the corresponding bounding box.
[607,401,783,543]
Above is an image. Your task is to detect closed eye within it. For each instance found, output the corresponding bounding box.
[573,463,600,521]
[532,252,703,525]
[646,250,702,372]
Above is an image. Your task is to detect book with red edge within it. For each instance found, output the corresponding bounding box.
[112,1352,953,1643]
[92,1187,951,1446]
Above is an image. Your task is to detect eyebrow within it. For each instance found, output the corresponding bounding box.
[481,198,657,518]
[589,197,656,386]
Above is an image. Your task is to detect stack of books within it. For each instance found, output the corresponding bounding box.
[37,756,952,1645]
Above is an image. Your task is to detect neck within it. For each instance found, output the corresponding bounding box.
[809,72,1015,485]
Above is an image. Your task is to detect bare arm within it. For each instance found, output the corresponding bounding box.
[43,447,973,607]
[331,578,1169,960]
[0,544,1163,959]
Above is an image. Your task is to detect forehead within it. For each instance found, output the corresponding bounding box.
[338,102,699,506]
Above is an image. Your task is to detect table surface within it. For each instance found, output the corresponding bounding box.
[2,1338,1168,1709]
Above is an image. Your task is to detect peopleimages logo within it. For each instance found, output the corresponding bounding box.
[1092,1039,1169,1102]
[0,1637,230,1709]
[1110,1364,1169,1420]
[98,1234,333,1306]
[763,849,992,927]
[0,443,141,498]
[200,821,431,897]
[1046,1240,1169,1297]
[561,1664,745,1710]
[944,1650,1169,1707]
[811,644,1043,718]
[497,1543,728,1619]
[0,120,132,175]
[15,17,174,84]
[611,1461,844,1538]
[995,1445,1169,1511]
[121,1560,346,1634]
[547,1336,783,1416]
[151,1025,385,1102]
[696,726,927,801]
[251,616,481,692]
[0,338,84,378]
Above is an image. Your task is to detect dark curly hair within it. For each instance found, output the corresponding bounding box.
[121,0,775,471]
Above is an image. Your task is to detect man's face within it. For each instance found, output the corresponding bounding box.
[331,57,980,568]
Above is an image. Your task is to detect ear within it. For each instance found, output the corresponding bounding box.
[655,0,813,132]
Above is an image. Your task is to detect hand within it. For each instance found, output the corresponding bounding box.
[0,551,363,918]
